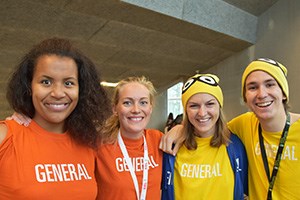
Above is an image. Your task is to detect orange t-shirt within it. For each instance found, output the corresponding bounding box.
[0,120,97,200]
[96,129,163,200]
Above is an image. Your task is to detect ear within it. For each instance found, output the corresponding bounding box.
[112,106,118,116]
[283,95,287,100]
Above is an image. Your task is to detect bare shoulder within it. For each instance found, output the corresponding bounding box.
[0,123,8,144]
[289,112,300,124]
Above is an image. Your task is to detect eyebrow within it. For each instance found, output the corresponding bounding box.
[246,78,276,86]
[188,98,216,104]
[122,97,149,101]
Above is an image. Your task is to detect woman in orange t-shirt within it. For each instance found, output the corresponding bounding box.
[0,38,110,200]
[96,76,163,200]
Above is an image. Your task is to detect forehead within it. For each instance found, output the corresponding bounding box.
[188,93,217,102]
[34,55,77,74]
[119,82,150,98]
[246,70,275,83]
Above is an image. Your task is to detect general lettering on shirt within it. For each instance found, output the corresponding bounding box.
[116,155,159,172]
[180,162,222,178]
[35,163,92,182]
[255,143,298,160]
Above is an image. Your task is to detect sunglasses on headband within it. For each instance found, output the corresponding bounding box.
[182,75,219,94]
[257,58,287,77]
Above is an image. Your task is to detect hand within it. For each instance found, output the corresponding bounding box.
[159,124,184,155]
[6,112,32,127]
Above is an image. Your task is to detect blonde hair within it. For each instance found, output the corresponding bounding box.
[100,76,156,144]
[182,107,230,150]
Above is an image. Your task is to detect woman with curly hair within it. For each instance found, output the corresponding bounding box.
[0,38,110,199]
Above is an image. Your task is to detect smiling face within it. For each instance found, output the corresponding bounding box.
[186,93,220,138]
[31,55,79,133]
[114,82,153,139]
[244,70,286,121]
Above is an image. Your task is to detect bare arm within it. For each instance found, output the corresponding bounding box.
[0,123,8,144]
[159,124,184,155]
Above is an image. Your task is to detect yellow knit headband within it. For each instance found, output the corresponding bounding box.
[241,58,289,102]
[181,74,223,109]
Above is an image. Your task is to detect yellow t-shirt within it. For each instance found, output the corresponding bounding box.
[174,136,234,200]
[228,112,300,200]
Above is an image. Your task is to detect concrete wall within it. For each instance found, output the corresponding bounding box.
[147,90,168,132]
[150,0,300,128]
[203,0,300,120]
[1,0,298,132]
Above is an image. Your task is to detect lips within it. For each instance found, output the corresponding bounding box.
[196,118,210,123]
[256,101,272,107]
[45,103,69,111]
[128,117,143,121]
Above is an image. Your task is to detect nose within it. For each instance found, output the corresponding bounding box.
[131,103,141,113]
[257,86,267,99]
[197,106,207,117]
[51,84,66,98]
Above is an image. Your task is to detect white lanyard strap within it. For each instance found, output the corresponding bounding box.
[118,131,149,200]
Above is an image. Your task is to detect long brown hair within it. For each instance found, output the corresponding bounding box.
[182,106,231,150]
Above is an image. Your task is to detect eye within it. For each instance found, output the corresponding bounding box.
[246,85,257,91]
[41,79,51,85]
[122,101,132,106]
[266,83,275,88]
[266,80,277,88]
[64,81,75,87]
[140,100,149,106]
[206,101,216,106]
[188,103,199,109]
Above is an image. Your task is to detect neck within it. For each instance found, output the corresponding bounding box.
[119,129,144,140]
[259,111,288,132]
[32,118,65,134]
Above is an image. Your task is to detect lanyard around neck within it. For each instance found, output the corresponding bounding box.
[258,112,290,200]
[118,131,149,200]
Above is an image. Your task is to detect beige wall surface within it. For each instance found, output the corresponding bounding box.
[209,0,300,121]
[0,0,298,132]
[150,0,300,129]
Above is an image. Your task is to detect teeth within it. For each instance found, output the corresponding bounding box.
[130,117,142,121]
[46,103,68,111]
[198,118,209,123]
[49,104,65,108]
[257,102,272,107]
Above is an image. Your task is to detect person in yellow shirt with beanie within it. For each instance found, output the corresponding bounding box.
[161,74,248,200]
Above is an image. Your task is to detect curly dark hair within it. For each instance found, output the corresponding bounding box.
[6,37,111,148]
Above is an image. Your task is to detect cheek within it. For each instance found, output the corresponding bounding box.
[244,91,254,103]
[186,110,195,121]
[31,86,46,102]
[115,107,127,120]
[70,89,79,102]
[208,107,220,118]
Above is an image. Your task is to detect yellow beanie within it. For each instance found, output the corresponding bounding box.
[241,58,289,102]
[181,74,223,109]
